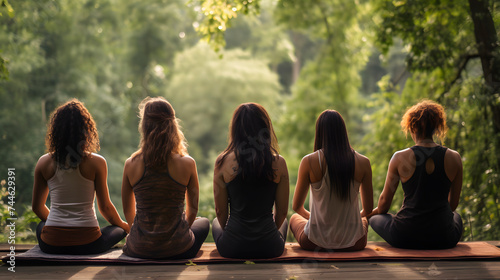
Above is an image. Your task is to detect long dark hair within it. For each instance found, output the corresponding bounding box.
[216,103,279,180]
[46,99,100,169]
[314,110,355,201]
[131,97,187,167]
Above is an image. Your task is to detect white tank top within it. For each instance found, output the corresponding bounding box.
[45,163,99,227]
[304,150,364,249]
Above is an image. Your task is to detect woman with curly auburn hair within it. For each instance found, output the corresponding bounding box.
[32,99,129,255]
[369,100,463,249]
[122,97,209,259]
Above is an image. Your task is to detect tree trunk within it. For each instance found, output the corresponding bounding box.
[468,0,500,171]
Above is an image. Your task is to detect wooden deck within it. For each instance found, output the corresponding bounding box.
[2,243,500,279]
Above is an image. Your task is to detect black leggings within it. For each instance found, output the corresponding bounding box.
[168,217,210,259]
[36,221,127,255]
[370,212,463,249]
[212,217,288,259]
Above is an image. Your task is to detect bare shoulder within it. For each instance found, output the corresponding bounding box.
[273,154,288,183]
[36,153,52,166]
[276,154,288,169]
[391,148,412,162]
[215,152,236,170]
[444,147,462,166]
[354,151,370,165]
[302,151,318,164]
[445,147,461,159]
[124,155,139,170]
[177,154,196,169]
[35,153,53,172]
[87,153,107,166]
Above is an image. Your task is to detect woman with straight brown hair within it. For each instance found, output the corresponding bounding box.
[122,96,209,259]
[369,100,463,249]
[32,99,128,255]
[290,109,373,251]
[212,103,289,259]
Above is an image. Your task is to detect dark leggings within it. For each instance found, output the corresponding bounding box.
[370,212,463,249]
[36,221,127,255]
[168,217,210,259]
[212,217,288,259]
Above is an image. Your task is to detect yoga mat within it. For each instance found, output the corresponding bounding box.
[3,242,500,265]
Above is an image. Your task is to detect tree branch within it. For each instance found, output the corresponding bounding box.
[318,2,333,43]
[437,54,480,101]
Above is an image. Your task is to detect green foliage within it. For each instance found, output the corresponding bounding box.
[373,0,473,72]
[369,0,500,240]
[0,181,39,244]
[0,0,14,80]
[0,0,14,18]
[189,0,260,51]
[274,0,373,197]
[1,0,499,245]
[166,42,282,173]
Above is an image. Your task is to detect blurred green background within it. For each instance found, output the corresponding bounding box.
[1,0,499,243]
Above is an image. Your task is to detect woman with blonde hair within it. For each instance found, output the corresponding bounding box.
[369,100,463,249]
[122,97,209,259]
[32,99,128,254]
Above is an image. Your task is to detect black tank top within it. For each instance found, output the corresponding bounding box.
[393,145,454,235]
[216,174,285,258]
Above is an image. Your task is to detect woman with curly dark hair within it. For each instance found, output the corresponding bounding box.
[212,103,289,259]
[369,100,463,249]
[121,97,209,259]
[32,99,129,255]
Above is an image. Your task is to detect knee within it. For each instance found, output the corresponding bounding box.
[212,217,220,228]
[290,213,304,226]
[194,217,210,231]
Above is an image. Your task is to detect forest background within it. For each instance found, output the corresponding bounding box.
[0,0,499,243]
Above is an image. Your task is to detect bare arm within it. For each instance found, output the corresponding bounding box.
[447,150,463,211]
[95,156,129,233]
[32,156,50,221]
[213,160,229,230]
[292,155,311,219]
[359,156,373,217]
[121,159,135,229]
[274,156,289,229]
[368,153,400,218]
[185,157,199,227]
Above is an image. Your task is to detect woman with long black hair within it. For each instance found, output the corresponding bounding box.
[212,103,289,259]
[290,110,373,251]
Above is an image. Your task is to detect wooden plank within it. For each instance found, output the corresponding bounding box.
[3,261,500,279]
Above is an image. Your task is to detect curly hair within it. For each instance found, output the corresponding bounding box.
[46,99,100,168]
[131,97,187,168]
[401,99,448,141]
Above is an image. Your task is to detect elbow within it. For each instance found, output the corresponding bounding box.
[361,208,373,217]
[188,205,198,216]
[98,204,112,217]
[292,203,301,213]
[377,198,389,214]
[32,202,43,219]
